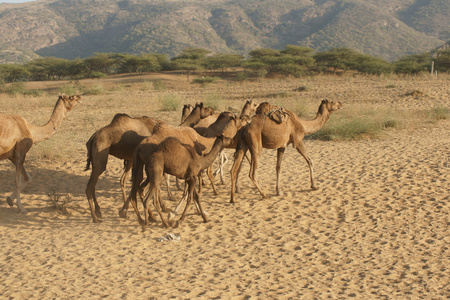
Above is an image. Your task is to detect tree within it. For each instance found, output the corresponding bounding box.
[83,53,115,76]
[0,64,30,83]
[355,55,393,75]
[313,48,361,73]
[25,57,71,81]
[204,53,243,73]
[171,48,210,81]
[434,49,450,72]
[394,53,431,74]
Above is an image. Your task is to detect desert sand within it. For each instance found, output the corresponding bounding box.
[0,74,449,299]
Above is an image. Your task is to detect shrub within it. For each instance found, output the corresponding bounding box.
[152,79,167,91]
[46,188,72,215]
[429,106,449,121]
[159,93,181,111]
[191,76,219,86]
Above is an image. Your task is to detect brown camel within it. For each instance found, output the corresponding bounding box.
[135,135,230,228]
[179,102,215,127]
[0,94,81,212]
[180,104,193,123]
[118,122,220,219]
[84,113,162,223]
[230,99,343,203]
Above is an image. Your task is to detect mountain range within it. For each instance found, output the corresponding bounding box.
[0,0,449,64]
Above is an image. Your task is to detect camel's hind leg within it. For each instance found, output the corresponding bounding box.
[8,150,32,212]
[275,147,286,196]
[247,146,267,199]
[119,160,132,205]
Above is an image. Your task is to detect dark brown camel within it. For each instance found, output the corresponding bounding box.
[84,113,160,223]
[230,99,343,203]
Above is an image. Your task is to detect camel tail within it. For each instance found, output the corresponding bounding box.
[84,134,95,171]
[130,147,145,199]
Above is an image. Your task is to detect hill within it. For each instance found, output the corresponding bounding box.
[0,0,449,63]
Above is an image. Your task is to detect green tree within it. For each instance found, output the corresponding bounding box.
[83,53,115,76]
[0,64,30,83]
[204,53,243,73]
[434,49,450,72]
[394,53,431,74]
[25,57,71,80]
[171,48,210,81]
[313,48,361,73]
[355,55,393,75]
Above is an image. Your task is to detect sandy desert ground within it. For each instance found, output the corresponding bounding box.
[0,74,449,299]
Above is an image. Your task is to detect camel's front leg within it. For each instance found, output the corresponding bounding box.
[295,141,317,190]
[230,145,247,203]
[275,148,285,196]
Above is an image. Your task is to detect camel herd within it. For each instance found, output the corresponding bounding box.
[0,94,342,228]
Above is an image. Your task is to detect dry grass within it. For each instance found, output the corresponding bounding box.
[0,72,449,161]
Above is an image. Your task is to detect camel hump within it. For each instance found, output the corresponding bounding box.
[256,102,290,124]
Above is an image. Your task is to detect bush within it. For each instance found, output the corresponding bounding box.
[159,93,181,111]
[234,72,248,81]
[191,76,219,86]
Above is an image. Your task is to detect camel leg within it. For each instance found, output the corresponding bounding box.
[8,144,32,212]
[192,187,208,223]
[248,149,267,198]
[230,144,247,203]
[85,155,108,222]
[206,167,219,195]
[176,177,196,227]
[165,174,175,201]
[213,150,228,184]
[294,141,317,190]
[275,148,286,196]
[153,188,170,228]
[119,160,132,205]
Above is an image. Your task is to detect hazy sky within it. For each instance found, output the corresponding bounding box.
[0,0,36,3]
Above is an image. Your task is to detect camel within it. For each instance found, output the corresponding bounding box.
[118,122,220,220]
[179,102,215,127]
[230,99,343,203]
[180,104,193,123]
[135,135,230,228]
[84,113,163,223]
[0,94,81,212]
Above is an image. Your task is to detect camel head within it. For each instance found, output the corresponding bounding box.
[59,94,82,111]
[194,102,215,118]
[221,113,250,140]
[320,99,343,113]
[242,99,258,116]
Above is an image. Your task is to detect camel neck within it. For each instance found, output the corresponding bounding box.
[29,99,68,143]
[200,138,223,170]
[297,107,331,135]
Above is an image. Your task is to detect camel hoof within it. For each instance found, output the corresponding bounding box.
[95,211,102,218]
[172,220,181,228]
[162,207,172,213]
[92,218,102,223]
[311,186,319,191]
[6,197,14,207]
[118,210,127,218]
[168,211,177,220]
